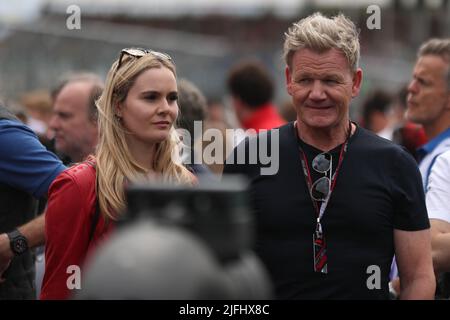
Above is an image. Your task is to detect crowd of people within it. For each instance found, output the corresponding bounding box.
[0,12,449,300]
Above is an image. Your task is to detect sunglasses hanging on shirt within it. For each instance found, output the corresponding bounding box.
[295,121,352,274]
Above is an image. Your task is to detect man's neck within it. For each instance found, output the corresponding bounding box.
[423,118,450,141]
[296,120,353,152]
[71,142,97,163]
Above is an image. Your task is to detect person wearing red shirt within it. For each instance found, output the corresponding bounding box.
[40,48,195,299]
[227,61,285,132]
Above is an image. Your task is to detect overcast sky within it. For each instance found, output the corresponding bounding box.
[0,0,400,24]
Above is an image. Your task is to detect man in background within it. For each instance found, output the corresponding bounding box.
[49,73,103,164]
[406,38,450,189]
[227,61,285,132]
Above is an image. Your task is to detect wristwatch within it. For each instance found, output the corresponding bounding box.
[7,229,28,256]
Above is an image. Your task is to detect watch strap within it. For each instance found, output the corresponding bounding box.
[7,229,22,241]
[7,229,28,256]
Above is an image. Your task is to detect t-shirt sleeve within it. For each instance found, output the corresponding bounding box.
[0,120,66,198]
[40,171,91,300]
[390,148,430,231]
[426,152,450,222]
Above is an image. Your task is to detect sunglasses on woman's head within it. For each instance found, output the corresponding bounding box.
[116,47,173,71]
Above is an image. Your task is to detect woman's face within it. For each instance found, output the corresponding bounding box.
[117,66,178,146]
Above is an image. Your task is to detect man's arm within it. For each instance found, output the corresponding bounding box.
[395,228,435,299]
[430,219,450,274]
[0,119,65,282]
[0,213,46,282]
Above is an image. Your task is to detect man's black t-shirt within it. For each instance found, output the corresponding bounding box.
[223,122,429,299]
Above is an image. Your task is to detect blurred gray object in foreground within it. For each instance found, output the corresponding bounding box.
[77,176,272,299]
[124,176,252,264]
[77,222,234,299]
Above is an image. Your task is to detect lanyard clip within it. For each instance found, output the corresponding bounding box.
[315,221,323,238]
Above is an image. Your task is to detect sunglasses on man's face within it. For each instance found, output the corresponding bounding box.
[310,152,332,202]
[116,47,173,71]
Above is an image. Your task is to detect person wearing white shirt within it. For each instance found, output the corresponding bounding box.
[427,149,450,274]
[426,149,450,298]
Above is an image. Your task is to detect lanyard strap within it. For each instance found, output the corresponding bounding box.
[296,121,352,224]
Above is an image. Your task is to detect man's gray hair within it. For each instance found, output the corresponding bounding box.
[418,38,450,90]
[52,72,104,121]
[283,12,360,72]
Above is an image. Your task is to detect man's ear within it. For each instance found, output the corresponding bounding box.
[351,68,363,98]
[286,66,293,96]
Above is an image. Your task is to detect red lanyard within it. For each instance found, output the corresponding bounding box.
[296,121,351,217]
[295,121,352,273]
[299,135,348,218]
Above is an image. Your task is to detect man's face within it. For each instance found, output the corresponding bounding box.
[49,82,98,161]
[286,48,362,130]
[406,55,450,127]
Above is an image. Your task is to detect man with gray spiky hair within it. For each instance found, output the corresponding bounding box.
[406,38,450,299]
[405,38,450,189]
[224,12,435,299]
[391,38,450,298]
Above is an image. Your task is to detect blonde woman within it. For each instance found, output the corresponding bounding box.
[40,48,194,299]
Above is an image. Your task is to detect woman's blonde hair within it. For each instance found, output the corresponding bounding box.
[95,51,193,220]
[283,12,360,72]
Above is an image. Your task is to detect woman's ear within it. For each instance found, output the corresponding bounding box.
[115,102,123,118]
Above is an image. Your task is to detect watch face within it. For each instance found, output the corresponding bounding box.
[13,238,28,255]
